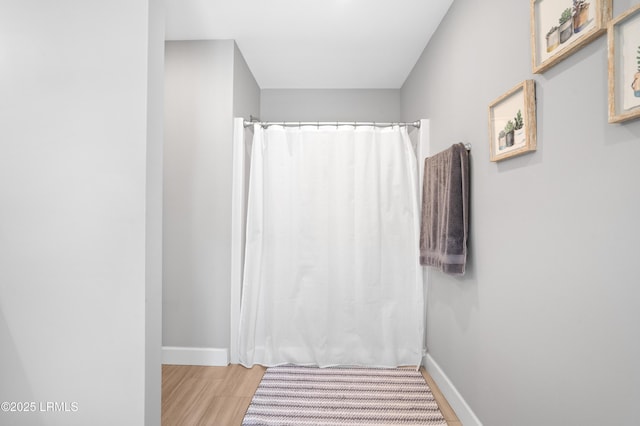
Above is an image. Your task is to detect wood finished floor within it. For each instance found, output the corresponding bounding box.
[162,364,461,426]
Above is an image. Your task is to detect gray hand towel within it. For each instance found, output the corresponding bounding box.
[419,143,469,275]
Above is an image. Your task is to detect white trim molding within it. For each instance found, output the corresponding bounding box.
[162,347,229,366]
[424,353,483,426]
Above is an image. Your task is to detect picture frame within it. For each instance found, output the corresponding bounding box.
[531,0,612,74]
[488,80,537,162]
[608,4,640,124]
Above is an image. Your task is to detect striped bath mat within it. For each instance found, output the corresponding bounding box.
[242,365,447,425]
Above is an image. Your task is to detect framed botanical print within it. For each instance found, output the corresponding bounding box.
[488,80,537,162]
[531,0,612,73]
[608,4,640,123]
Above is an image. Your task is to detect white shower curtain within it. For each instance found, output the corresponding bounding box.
[238,124,424,368]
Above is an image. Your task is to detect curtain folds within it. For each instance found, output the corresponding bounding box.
[238,124,424,368]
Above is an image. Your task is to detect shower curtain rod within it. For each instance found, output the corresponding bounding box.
[243,120,421,129]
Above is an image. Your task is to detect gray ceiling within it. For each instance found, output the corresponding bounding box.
[165,0,454,89]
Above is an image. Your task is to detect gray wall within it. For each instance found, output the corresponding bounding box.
[164,40,260,353]
[261,89,401,121]
[145,0,164,424]
[233,43,261,120]
[401,1,640,425]
[164,40,234,349]
[0,1,160,425]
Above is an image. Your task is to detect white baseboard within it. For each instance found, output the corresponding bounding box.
[424,353,483,426]
[162,346,229,366]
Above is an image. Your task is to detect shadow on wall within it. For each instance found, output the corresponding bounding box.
[429,266,479,333]
[0,309,44,426]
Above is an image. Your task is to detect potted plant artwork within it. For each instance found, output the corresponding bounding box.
[533,0,611,74]
[489,80,537,161]
[546,26,560,52]
[573,0,590,33]
[559,8,574,44]
[633,46,640,98]
[608,5,640,123]
[514,110,524,144]
[504,120,515,147]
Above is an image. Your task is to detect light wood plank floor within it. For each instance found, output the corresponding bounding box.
[162,364,460,425]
